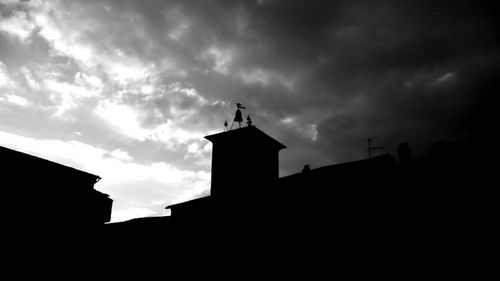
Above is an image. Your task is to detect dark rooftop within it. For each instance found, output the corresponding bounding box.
[205,125,286,150]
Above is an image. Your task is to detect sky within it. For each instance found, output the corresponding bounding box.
[1,0,498,222]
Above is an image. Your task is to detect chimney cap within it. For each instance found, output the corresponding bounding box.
[302,165,311,173]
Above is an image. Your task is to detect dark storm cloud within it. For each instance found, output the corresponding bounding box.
[199,0,499,165]
[4,0,498,164]
[307,1,499,162]
[81,0,497,167]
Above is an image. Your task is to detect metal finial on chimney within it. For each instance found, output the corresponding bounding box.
[246,115,253,127]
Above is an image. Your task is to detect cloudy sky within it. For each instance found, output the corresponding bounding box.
[1,0,497,222]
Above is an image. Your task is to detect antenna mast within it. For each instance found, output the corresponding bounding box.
[368,136,385,158]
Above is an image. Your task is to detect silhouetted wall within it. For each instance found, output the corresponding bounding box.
[0,145,112,228]
[397,142,412,166]
[103,124,477,269]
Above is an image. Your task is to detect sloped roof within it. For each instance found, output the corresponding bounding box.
[0,145,101,181]
[279,154,396,182]
[165,196,212,210]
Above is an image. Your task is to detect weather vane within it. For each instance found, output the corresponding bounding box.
[228,102,251,130]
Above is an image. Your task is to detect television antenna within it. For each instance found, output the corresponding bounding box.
[368,136,385,158]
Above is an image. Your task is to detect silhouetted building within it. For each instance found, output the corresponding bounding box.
[397,142,412,166]
[279,154,397,192]
[105,122,469,263]
[164,124,403,229]
[166,125,286,221]
[157,125,410,256]
[205,125,286,199]
[164,125,403,221]
[0,145,112,228]
[277,154,398,227]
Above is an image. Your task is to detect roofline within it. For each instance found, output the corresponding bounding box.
[0,145,101,181]
[279,154,394,180]
[204,126,286,150]
[164,196,211,209]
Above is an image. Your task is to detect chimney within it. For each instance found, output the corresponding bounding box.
[302,165,311,173]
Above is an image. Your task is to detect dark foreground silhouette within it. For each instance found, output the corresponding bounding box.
[2,123,489,273]
[101,125,486,272]
[0,145,112,255]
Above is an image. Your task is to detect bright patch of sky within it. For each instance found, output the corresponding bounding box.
[0,130,210,222]
[0,10,36,41]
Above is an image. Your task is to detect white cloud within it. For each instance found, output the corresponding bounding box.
[164,8,191,42]
[75,72,103,89]
[239,68,271,85]
[46,79,98,98]
[303,124,318,141]
[202,45,237,75]
[95,100,149,141]
[4,95,30,107]
[45,79,98,117]
[404,70,458,89]
[185,141,209,159]
[0,64,30,107]
[280,116,318,141]
[280,116,295,125]
[0,0,20,4]
[168,82,207,104]
[149,123,205,147]
[187,142,200,154]
[434,72,456,86]
[29,1,96,64]
[25,0,154,87]
[108,149,133,162]
[239,68,295,90]
[0,61,14,88]
[169,21,190,41]
[111,207,157,223]
[203,142,212,152]
[19,66,40,90]
[0,10,37,41]
[95,100,205,145]
[168,172,211,206]
[105,58,151,84]
[141,84,154,95]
